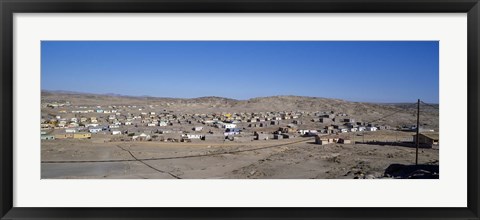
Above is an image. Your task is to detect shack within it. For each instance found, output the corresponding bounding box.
[413,132,439,148]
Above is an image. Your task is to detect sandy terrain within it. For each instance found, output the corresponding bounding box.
[42,132,439,179]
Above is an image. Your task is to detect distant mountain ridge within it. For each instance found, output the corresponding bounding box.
[42,90,341,103]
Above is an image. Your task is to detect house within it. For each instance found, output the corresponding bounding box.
[132,133,151,141]
[321,113,336,119]
[343,118,355,123]
[184,134,202,139]
[57,121,66,128]
[378,125,391,130]
[193,126,203,131]
[280,125,297,133]
[40,134,55,140]
[224,129,241,136]
[202,134,225,141]
[292,120,303,125]
[298,130,309,135]
[147,123,157,127]
[68,122,79,128]
[366,126,378,131]
[89,127,103,133]
[55,133,74,139]
[73,133,92,139]
[223,123,236,129]
[413,132,439,148]
[337,138,352,144]
[255,133,269,140]
[159,121,168,126]
[315,135,329,145]
[270,120,280,125]
[319,118,332,123]
[112,130,122,135]
[41,123,52,129]
[282,133,296,139]
[65,128,77,133]
[274,134,283,139]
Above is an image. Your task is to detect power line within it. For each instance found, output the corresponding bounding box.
[41,138,312,164]
[420,101,439,110]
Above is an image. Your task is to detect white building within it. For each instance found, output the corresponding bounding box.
[159,121,168,126]
[89,128,102,133]
[366,126,378,131]
[65,128,77,133]
[185,134,202,139]
[223,123,236,129]
[112,130,121,135]
[298,130,309,135]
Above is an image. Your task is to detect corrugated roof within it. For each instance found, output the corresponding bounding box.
[418,132,439,140]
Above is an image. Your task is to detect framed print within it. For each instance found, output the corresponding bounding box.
[1,0,479,219]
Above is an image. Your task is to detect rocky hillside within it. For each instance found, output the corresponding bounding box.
[41,91,439,129]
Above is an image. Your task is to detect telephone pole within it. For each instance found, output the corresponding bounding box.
[415,99,420,165]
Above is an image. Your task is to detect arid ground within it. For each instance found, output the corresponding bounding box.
[42,131,439,179]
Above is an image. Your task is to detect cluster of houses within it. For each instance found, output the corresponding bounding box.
[41,103,404,143]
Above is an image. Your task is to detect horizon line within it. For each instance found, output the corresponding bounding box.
[41,89,439,105]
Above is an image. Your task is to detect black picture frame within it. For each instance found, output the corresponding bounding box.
[1,0,479,219]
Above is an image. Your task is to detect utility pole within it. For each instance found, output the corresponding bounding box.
[415,99,420,165]
[362,130,365,143]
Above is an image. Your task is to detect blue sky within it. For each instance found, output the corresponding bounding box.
[41,41,439,103]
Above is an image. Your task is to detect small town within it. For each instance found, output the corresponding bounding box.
[40,41,439,179]
[41,100,438,147]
